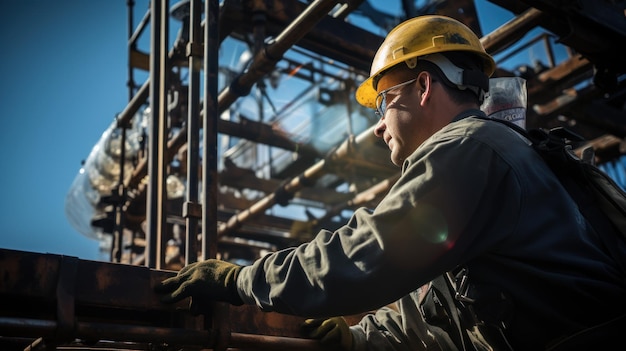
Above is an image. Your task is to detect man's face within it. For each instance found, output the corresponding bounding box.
[374,69,426,166]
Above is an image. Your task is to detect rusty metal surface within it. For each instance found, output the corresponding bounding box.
[220,0,381,73]
[0,248,333,350]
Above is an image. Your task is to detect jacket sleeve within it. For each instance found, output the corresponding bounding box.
[350,289,446,351]
[351,306,420,351]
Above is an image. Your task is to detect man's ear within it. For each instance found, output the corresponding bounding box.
[419,71,434,90]
[417,72,432,104]
[418,74,427,91]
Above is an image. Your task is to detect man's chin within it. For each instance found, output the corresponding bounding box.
[390,154,403,167]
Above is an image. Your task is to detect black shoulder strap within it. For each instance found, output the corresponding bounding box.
[472,115,584,152]
[428,275,472,350]
[421,272,515,351]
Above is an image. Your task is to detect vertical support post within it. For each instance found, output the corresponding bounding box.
[127,0,136,100]
[146,0,169,269]
[203,0,219,261]
[184,0,203,265]
[157,0,170,269]
[204,1,231,350]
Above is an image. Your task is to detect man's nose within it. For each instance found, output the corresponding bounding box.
[374,118,385,138]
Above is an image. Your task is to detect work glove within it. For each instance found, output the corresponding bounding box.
[302,317,353,351]
[154,259,244,313]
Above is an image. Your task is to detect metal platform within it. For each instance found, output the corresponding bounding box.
[0,248,337,350]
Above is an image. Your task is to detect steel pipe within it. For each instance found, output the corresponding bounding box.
[217,0,339,113]
[480,7,545,56]
[218,125,380,236]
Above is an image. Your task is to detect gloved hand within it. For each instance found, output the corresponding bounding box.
[154,259,244,312]
[302,317,353,351]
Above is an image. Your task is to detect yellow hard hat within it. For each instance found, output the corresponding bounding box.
[355,15,496,109]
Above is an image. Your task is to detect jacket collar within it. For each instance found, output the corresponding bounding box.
[451,109,487,123]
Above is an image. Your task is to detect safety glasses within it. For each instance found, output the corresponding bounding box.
[374,78,417,117]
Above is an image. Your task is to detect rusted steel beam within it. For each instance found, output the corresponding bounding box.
[220,0,379,73]
[217,0,340,113]
[0,249,324,349]
[480,7,545,56]
[230,332,323,350]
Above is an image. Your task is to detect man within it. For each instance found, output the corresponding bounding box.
[155,15,626,350]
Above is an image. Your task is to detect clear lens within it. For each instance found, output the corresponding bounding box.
[374,78,416,117]
[375,94,386,117]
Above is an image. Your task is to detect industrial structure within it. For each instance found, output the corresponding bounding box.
[1,0,625,349]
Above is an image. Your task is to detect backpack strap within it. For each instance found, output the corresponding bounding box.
[424,274,472,350]
[421,268,515,351]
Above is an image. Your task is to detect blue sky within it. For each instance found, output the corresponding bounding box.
[0,1,130,260]
[0,0,515,262]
